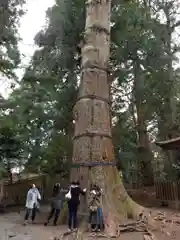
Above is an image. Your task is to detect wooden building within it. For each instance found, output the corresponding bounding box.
[156,136,180,174]
[155,137,180,209]
[156,136,180,150]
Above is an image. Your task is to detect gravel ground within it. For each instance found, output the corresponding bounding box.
[0,206,179,240]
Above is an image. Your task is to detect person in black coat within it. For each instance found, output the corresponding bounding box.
[65,180,86,231]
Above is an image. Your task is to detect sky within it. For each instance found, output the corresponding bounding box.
[0,0,180,98]
[0,0,55,98]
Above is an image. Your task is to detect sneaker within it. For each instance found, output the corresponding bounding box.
[67,228,72,233]
[73,228,77,232]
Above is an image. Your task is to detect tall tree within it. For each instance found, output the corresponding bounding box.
[72,0,145,237]
[111,0,156,186]
[133,59,154,186]
[2,0,180,185]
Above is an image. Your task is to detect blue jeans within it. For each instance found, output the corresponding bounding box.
[89,208,104,229]
[68,203,78,229]
[97,207,104,227]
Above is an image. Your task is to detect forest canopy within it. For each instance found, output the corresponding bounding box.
[0,0,180,185]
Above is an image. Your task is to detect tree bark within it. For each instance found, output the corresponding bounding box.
[156,6,177,175]
[71,0,144,237]
[7,163,13,184]
[133,60,154,186]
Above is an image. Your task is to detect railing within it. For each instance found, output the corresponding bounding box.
[2,177,180,209]
[126,181,180,209]
[155,180,180,201]
[1,175,67,206]
[155,180,180,209]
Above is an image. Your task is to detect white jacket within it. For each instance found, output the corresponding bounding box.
[25,188,41,209]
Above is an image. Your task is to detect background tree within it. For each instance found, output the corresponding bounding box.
[0,0,25,77]
[1,0,180,186]
[0,126,22,183]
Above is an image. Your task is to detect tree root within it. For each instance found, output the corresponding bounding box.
[143,229,157,240]
[54,167,157,239]
[53,167,180,240]
[54,212,172,240]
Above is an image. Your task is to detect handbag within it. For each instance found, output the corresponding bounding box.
[36,201,40,209]
[89,205,98,212]
[65,188,71,200]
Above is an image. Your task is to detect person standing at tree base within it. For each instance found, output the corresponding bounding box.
[88,184,104,232]
[65,180,86,232]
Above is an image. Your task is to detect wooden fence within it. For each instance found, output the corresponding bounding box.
[1,174,68,206]
[155,180,180,209]
[2,177,180,209]
[2,175,44,206]
[126,181,180,209]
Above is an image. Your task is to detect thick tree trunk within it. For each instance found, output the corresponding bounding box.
[156,7,178,175]
[72,0,144,237]
[133,60,154,186]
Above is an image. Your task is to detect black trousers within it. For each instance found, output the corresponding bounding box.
[24,207,37,221]
[47,207,60,225]
[68,203,78,229]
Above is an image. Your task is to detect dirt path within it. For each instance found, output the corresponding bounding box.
[0,210,67,240]
[0,207,179,240]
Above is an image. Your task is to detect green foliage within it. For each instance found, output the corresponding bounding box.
[1,0,180,184]
[0,0,25,77]
[0,0,85,176]
[0,125,22,180]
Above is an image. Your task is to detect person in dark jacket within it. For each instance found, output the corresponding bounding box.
[44,183,67,226]
[65,181,86,232]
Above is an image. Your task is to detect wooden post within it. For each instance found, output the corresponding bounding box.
[0,182,4,202]
[173,181,179,209]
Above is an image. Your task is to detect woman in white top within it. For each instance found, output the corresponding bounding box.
[24,184,41,225]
